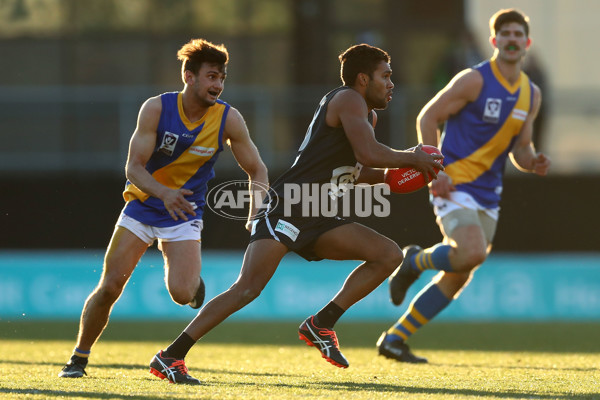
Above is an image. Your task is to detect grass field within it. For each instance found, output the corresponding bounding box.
[0,320,599,399]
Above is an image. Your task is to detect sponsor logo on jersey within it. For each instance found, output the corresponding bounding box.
[189,146,216,157]
[511,109,528,121]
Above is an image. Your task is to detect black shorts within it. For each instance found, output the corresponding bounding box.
[249,211,352,261]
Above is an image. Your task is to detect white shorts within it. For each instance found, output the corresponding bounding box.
[432,191,498,243]
[432,191,499,220]
[116,212,203,247]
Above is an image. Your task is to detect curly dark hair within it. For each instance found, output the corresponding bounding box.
[338,44,390,86]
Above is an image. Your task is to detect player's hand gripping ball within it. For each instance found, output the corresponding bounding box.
[385,145,443,194]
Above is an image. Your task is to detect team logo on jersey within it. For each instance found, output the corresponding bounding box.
[329,164,362,198]
[483,98,502,123]
[159,131,179,156]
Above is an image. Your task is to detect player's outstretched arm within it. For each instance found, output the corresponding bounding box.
[330,89,443,177]
[355,167,385,185]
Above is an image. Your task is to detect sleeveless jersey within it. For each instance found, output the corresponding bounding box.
[440,58,533,208]
[122,92,229,227]
[269,86,367,212]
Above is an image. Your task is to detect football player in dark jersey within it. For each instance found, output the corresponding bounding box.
[150,43,443,382]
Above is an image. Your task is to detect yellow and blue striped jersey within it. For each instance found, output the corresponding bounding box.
[440,58,533,208]
[123,92,229,226]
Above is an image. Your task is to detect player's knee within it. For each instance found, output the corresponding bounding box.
[165,275,199,305]
[95,280,126,304]
[455,246,487,271]
[169,286,195,305]
[464,247,487,269]
[377,241,404,275]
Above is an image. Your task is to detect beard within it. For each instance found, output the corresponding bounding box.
[365,84,390,110]
[370,98,389,110]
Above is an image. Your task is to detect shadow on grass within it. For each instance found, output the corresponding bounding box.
[0,388,166,400]
[4,378,595,400]
[1,359,149,371]
[1,320,599,353]
[1,359,304,378]
[2,363,598,399]
[424,361,599,373]
[305,380,600,400]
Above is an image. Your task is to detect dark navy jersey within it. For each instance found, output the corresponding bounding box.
[268,86,371,213]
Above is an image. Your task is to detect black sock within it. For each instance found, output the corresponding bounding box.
[314,302,345,328]
[164,332,196,360]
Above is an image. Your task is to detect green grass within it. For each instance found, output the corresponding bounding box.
[0,321,599,399]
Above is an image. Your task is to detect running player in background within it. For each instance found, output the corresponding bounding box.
[58,38,268,379]
[379,9,551,363]
[148,43,444,384]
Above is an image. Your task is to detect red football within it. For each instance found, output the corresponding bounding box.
[385,145,442,194]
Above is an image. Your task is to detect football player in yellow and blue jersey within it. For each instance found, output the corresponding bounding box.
[59,39,268,383]
[380,9,551,362]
